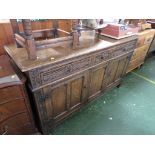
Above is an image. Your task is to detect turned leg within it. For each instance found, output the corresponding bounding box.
[22,19,37,60]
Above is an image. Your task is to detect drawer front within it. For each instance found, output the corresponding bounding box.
[131,44,150,60]
[94,41,135,64]
[29,56,92,89]
[136,30,155,47]
[28,40,137,89]
[0,113,31,135]
[0,99,27,122]
[0,86,23,103]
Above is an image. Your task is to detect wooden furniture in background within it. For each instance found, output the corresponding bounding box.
[147,20,155,29]
[148,36,155,53]
[147,21,155,53]
[5,34,137,134]
[127,29,155,73]
[0,55,37,134]
[0,20,72,56]
[10,19,79,60]
[124,19,151,31]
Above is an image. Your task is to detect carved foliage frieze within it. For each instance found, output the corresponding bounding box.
[94,41,136,64]
[41,57,92,85]
[28,40,137,89]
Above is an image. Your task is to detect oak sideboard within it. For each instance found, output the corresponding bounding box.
[5,35,137,134]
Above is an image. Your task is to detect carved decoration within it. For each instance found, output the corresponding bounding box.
[28,40,137,90]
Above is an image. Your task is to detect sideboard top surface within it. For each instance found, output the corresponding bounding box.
[4,35,137,72]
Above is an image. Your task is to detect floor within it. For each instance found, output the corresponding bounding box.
[51,55,155,135]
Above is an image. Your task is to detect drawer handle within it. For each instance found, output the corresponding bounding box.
[2,125,8,135]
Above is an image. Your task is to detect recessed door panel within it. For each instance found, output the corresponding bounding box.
[89,64,106,98]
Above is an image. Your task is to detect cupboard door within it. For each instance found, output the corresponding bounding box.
[42,84,68,120]
[67,72,89,109]
[104,55,131,88]
[51,85,67,117]
[42,72,89,121]
[88,63,107,99]
[105,60,119,86]
[70,77,84,108]
[114,56,129,80]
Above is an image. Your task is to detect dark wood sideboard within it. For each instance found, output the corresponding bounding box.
[4,35,138,134]
[0,55,37,134]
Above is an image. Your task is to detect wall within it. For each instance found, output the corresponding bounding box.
[0,21,14,55]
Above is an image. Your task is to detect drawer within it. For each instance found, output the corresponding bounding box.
[94,43,135,64]
[0,99,27,122]
[131,44,150,60]
[127,56,145,72]
[0,86,23,103]
[136,30,155,47]
[29,56,92,89]
[28,54,93,89]
[40,56,92,85]
[0,112,31,135]
[94,41,136,66]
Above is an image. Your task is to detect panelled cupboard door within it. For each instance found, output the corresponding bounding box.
[88,63,107,99]
[104,55,131,88]
[42,72,89,121]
